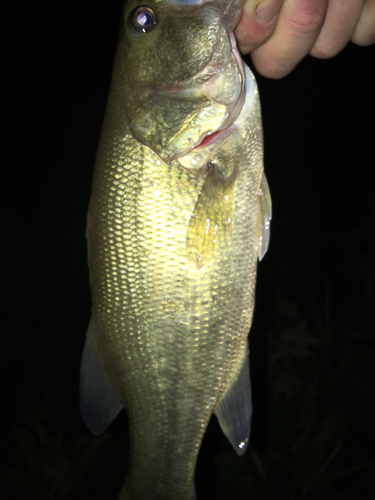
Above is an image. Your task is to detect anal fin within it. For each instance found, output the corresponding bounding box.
[214,343,252,455]
[80,316,123,435]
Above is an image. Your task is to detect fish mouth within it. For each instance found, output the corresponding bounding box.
[191,32,245,151]
[162,31,246,161]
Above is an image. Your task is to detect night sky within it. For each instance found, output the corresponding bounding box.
[2,1,375,499]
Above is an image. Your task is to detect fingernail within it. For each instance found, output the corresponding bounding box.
[255,0,282,24]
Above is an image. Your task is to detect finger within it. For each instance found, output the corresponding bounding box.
[310,0,364,59]
[251,0,328,78]
[352,0,375,45]
[235,0,284,54]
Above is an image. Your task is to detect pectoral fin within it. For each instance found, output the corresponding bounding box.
[256,172,272,261]
[80,316,123,435]
[187,164,237,268]
[214,343,252,455]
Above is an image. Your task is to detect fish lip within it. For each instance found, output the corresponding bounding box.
[164,115,238,161]
[192,122,236,151]
[162,32,245,161]
[185,32,245,153]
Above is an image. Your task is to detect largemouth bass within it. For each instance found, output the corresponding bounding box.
[80,0,271,498]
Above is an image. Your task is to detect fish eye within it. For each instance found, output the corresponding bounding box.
[130,6,157,34]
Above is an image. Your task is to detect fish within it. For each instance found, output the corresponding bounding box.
[79,0,272,498]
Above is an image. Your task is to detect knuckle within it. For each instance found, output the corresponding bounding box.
[284,2,326,37]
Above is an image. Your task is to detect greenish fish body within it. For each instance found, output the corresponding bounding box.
[80,0,271,498]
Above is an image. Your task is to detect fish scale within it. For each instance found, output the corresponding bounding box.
[80,1,271,498]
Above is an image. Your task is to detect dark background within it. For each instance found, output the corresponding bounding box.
[2,1,375,499]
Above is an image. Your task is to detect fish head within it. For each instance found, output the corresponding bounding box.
[119,0,245,162]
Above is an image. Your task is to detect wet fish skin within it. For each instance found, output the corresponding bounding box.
[80,1,271,499]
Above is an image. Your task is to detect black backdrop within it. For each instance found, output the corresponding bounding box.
[2,1,375,499]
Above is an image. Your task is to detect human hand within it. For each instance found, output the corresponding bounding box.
[235,0,375,78]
